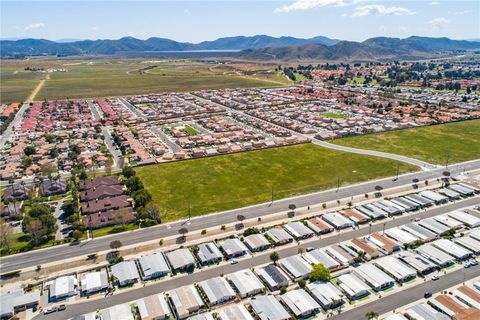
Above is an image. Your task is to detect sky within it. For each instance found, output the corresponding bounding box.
[1,0,479,42]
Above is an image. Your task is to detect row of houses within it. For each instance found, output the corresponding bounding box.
[79,176,136,229]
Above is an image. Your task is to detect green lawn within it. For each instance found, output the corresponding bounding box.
[183,125,200,136]
[322,112,347,119]
[136,143,417,221]
[91,223,137,238]
[332,120,480,165]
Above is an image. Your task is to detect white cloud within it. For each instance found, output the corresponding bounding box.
[428,17,450,29]
[450,10,471,15]
[351,5,415,17]
[429,2,439,5]
[274,0,359,13]
[24,23,45,31]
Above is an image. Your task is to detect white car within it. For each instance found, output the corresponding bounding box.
[43,307,57,315]
[230,259,238,265]
[432,275,440,281]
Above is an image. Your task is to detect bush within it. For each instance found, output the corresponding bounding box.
[298,279,306,288]
[106,251,123,264]
[280,287,287,294]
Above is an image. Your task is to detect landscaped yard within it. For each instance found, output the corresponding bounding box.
[332,120,480,165]
[136,143,417,221]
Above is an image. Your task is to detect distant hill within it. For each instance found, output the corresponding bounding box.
[0,35,339,58]
[238,36,480,61]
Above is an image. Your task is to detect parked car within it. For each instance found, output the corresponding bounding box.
[58,305,66,311]
[424,292,432,298]
[230,259,238,265]
[43,307,57,315]
[306,247,315,252]
[432,275,440,281]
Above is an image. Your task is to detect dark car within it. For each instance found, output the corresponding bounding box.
[424,292,432,298]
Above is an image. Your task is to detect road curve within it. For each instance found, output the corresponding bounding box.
[313,139,437,170]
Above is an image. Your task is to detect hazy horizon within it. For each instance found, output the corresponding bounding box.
[1,1,479,43]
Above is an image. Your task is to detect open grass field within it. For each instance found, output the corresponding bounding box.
[136,143,417,221]
[333,120,480,165]
[1,59,291,103]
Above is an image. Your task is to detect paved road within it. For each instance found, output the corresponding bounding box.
[34,198,480,320]
[313,139,436,170]
[331,265,479,320]
[0,103,29,150]
[192,93,436,170]
[150,126,183,153]
[87,100,102,122]
[1,160,479,273]
[102,126,122,170]
[118,98,147,120]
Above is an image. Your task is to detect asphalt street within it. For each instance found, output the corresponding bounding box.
[0,103,29,150]
[1,160,479,273]
[34,198,480,320]
[330,265,479,320]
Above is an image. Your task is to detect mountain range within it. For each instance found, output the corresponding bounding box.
[0,35,339,58]
[1,35,479,61]
[239,36,480,61]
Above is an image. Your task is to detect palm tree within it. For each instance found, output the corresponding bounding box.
[288,204,296,213]
[178,228,188,240]
[237,214,246,228]
[365,311,379,320]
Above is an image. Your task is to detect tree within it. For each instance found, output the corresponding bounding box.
[79,169,88,180]
[109,240,122,252]
[237,214,245,228]
[40,162,57,177]
[122,166,136,178]
[24,145,36,156]
[298,279,306,288]
[125,176,144,193]
[270,251,280,264]
[309,263,331,282]
[71,230,83,241]
[288,204,296,212]
[178,228,188,240]
[28,203,53,218]
[144,202,161,223]
[365,311,379,320]
[133,189,152,209]
[0,218,12,250]
[105,156,114,175]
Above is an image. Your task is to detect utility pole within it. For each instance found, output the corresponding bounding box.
[188,199,191,221]
[336,178,340,192]
[271,185,274,203]
[382,222,387,235]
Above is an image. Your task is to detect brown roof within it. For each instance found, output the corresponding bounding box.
[457,286,480,304]
[342,209,368,223]
[435,295,466,315]
[81,195,131,215]
[455,308,480,320]
[79,176,121,191]
[371,232,399,252]
[83,207,135,228]
[80,185,124,202]
[351,238,380,258]
[308,217,333,231]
